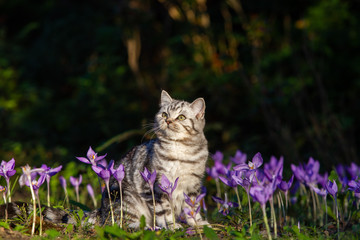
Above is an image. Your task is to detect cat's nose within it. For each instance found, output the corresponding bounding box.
[166,119,174,125]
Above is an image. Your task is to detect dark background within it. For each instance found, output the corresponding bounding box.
[0,0,359,171]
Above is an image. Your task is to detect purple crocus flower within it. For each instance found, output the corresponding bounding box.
[140,167,157,229]
[92,160,115,184]
[70,175,82,202]
[0,158,16,180]
[158,175,179,199]
[76,146,107,166]
[212,193,238,215]
[264,156,284,178]
[140,167,157,190]
[184,192,206,208]
[336,164,348,187]
[325,180,338,198]
[249,182,275,207]
[230,150,247,165]
[212,151,224,163]
[234,152,263,183]
[347,163,360,180]
[0,158,17,202]
[348,179,360,198]
[312,186,327,197]
[317,172,329,189]
[219,171,239,189]
[30,174,46,196]
[113,164,125,183]
[278,175,294,192]
[291,157,320,187]
[40,164,63,206]
[41,164,63,181]
[19,165,45,187]
[59,176,67,189]
[184,206,201,219]
[112,163,125,227]
[87,184,97,207]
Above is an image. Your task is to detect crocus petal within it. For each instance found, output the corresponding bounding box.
[59,176,67,188]
[219,176,230,187]
[160,175,169,186]
[100,170,111,181]
[6,169,16,177]
[48,165,63,176]
[149,170,157,185]
[78,175,82,184]
[212,151,224,163]
[95,153,107,161]
[252,152,263,168]
[211,196,224,204]
[76,157,91,164]
[87,146,96,160]
[172,177,179,194]
[233,163,249,171]
[7,158,16,169]
[195,193,206,204]
[114,170,125,182]
[87,184,95,198]
[107,160,114,170]
[69,176,77,186]
[92,165,104,175]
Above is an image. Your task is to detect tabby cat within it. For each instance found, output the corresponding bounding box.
[0,90,209,229]
[99,90,209,229]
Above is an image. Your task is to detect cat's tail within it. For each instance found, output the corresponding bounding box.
[0,202,100,225]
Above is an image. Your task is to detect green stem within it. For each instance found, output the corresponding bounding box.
[247,191,252,227]
[335,196,339,240]
[234,187,242,211]
[324,196,327,230]
[2,194,8,222]
[119,181,123,228]
[27,175,36,236]
[106,183,115,225]
[262,204,272,240]
[36,193,43,236]
[151,188,156,230]
[310,189,317,226]
[6,180,11,203]
[270,198,277,238]
[170,198,176,230]
[215,179,221,209]
[47,180,50,207]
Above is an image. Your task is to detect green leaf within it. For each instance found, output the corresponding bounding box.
[0,221,10,229]
[140,215,146,230]
[143,231,156,240]
[66,224,74,234]
[69,200,91,211]
[104,225,127,238]
[203,225,219,240]
[45,229,61,238]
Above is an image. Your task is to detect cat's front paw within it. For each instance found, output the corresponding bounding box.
[168,222,183,230]
[196,220,210,226]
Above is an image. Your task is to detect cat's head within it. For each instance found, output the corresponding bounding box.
[154,90,206,140]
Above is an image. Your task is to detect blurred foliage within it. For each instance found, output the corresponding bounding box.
[0,0,359,169]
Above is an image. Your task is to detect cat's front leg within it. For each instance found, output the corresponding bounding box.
[153,199,182,230]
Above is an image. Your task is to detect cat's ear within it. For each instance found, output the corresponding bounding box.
[160,90,173,106]
[190,98,206,119]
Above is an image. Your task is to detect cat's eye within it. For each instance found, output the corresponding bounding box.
[162,112,168,118]
[177,115,186,121]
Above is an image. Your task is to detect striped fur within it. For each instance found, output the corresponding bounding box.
[99,91,209,229]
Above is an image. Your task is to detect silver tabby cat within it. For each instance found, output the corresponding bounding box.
[98,90,209,229]
[0,91,209,229]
